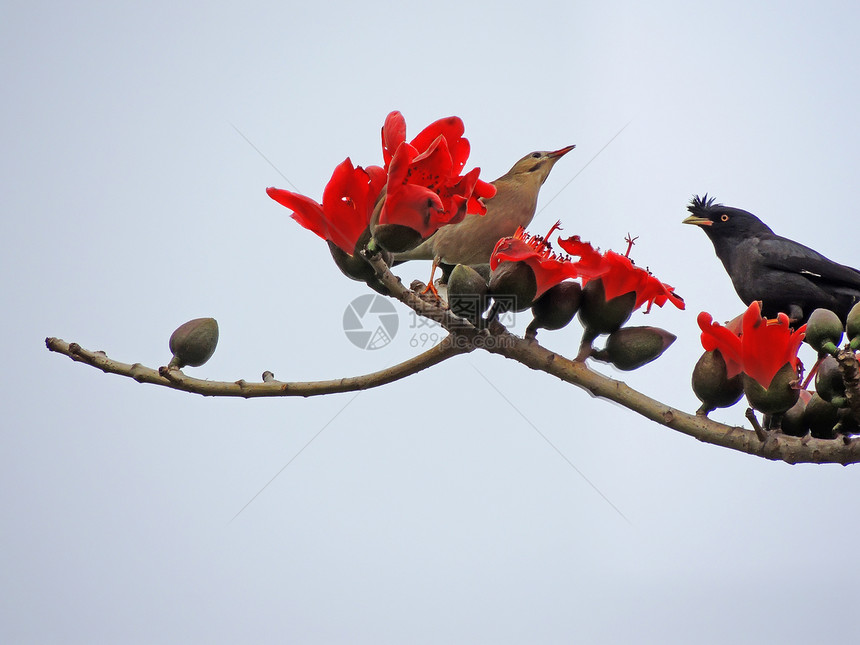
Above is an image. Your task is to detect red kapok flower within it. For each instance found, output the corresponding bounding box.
[697,302,806,388]
[740,301,806,389]
[557,236,685,312]
[379,111,495,231]
[490,223,579,298]
[267,158,385,255]
[382,112,469,174]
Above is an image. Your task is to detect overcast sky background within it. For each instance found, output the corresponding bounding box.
[4,1,860,643]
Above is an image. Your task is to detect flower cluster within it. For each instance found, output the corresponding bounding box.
[378,112,495,238]
[267,111,494,256]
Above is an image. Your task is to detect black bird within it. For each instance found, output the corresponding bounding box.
[683,194,860,324]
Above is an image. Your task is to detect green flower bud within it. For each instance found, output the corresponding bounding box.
[327,231,391,296]
[577,279,636,335]
[600,326,676,371]
[743,362,799,415]
[780,389,812,437]
[372,224,425,253]
[803,393,839,439]
[527,281,582,338]
[469,263,492,283]
[804,308,843,355]
[169,317,219,368]
[488,261,537,313]
[847,302,860,351]
[814,355,846,403]
[447,264,489,326]
[691,349,744,414]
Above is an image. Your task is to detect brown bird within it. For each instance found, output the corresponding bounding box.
[393,146,575,285]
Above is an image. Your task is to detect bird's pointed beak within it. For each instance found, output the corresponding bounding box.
[548,145,576,158]
[682,214,712,227]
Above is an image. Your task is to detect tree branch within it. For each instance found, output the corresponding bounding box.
[45,336,472,398]
[363,250,473,334]
[362,253,860,464]
[44,254,860,464]
[836,348,860,424]
[477,327,860,465]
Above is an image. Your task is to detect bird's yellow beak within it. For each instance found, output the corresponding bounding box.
[549,145,576,158]
[682,215,712,226]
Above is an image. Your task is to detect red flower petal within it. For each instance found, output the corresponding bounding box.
[268,157,384,255]
[740,301,806,388]
[467,178,497,215]
[319,159,382,254]
[378,183,445,236]
[409,116,466,172]
[599,251,644,301]
[634,274,686,312]
[697,311,744,378]
[557,236,607,280]
[381,111,407,169]
[365,164,386,191]
[407,135,455,190]
[267,188,327,242]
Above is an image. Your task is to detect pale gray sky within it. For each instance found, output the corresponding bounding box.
[4,1,860,643]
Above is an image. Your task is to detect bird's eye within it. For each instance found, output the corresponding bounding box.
[531,152,541,158]
[720,214,729,222]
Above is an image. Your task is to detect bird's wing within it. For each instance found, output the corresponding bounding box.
[392,235,437,262]
[758,236,860,289]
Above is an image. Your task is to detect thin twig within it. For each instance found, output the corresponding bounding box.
[745,408,767,442]
[45,336,472,398]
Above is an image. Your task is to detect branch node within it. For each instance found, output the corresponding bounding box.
[160,367,182,383]
[262,371,276,382]
[130,363,149,383]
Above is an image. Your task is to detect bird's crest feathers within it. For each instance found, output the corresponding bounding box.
[688,194,721,214]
